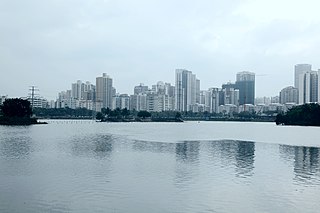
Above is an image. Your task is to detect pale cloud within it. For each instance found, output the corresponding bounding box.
[1,0,320,99]
[235,0,320,22]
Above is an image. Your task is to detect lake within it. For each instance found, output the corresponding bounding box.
[0,121,319,213]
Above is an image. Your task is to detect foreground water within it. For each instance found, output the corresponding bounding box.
[0,121,319,213]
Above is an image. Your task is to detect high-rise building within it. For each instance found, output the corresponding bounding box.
[134,83,148,95]
[112,94,130,110]
[82,81,95,101]
[165,83,175,97]
[294,64,312,89]
[199,90,210,111]
[71,80,83,100]
[146,93,158,112]
[175,69,198,111]
[279,86,298,104]
[199,88,220,113]
[298,71,318,104]
[155,81,165,95]
[223,88,239,106]
[130,81,175,112]
[96,73,113,109]
[221,82,239,106]
[130,94,147,111]
[255,97,271,105]
[196,79,201,104]
[209,88,220,113]
[235,71,255,105]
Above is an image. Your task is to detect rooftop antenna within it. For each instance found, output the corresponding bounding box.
[28,86,40,108]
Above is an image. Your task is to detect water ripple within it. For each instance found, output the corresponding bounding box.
[1,123,320,213]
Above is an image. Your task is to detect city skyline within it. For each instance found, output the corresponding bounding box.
[17,63,316,115]
[2,0,320,99]
[1,64,319,100]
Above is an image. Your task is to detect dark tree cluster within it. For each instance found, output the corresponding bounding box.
[33,107,94,118]
[276,103,320,126]
[137,110,151,119]
[0,98,32,118]
[96,107,136,121]
[96,108,182,122]
[0,98,41,125]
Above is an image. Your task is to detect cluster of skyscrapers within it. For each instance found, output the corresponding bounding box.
[279,64,320,105]
[57,73,114,111]
[2,63,315,114]
[56,73,176,112]
[175,69,256,114]
[53,70,256,114]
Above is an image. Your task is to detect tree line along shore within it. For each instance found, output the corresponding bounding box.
[1,98,320,126]
[275,103,320,126]
[31,106,277,122]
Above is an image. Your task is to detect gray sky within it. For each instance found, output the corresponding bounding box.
[1,0,320,100]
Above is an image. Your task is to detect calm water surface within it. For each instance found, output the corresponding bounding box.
[0,121,319,213]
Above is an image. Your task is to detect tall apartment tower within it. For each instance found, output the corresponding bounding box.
[221,83,240,106]
[71,80,83,100]
[209,88,220,113]
[279,86,298,104]
[196,79,201,104]
[298,71,318,104]
[235,71,255,105]
[294,64,312,89]
[134,83,149,95]
[96,73,113,109]
[175,69,198,111]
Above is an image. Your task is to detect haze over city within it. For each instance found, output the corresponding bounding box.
[1,0,320,99]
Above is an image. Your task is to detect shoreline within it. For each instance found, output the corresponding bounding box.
[0,117,48,126]
[37,117,275,123]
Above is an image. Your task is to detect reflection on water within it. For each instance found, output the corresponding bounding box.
[280,145,320,186]
[206,140,255,178]
[234,141,255,178]
[132,140,175,154]
[175,141,200,163]
[175,142,200,187]
[1,123,320,213]
[70,134,114,159]
[0,135,32,159]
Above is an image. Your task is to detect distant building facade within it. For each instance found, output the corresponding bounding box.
[130,94,147,111]
[27,96,48,108]
[129,81,175,112]
[279,86,298,104]
[134,83,149,95]
[221,83,239,106]
[235,71,255,105]
[294,64,312,89]
[175,69,199,111]
[112,94,130,110]
[96,73,113,110]
[57,80,95,110]
[298,71,318,104]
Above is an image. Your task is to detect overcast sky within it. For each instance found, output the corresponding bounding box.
[1,0,320,100]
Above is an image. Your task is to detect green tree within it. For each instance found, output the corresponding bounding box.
[0,98,32,118]
[175,112,182,119]
[96,112,104,120]
[275,103,320,126]
[110,108,121,118]
[101,107,111,116]
[137,110,151,118]
[121,108,130,118]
